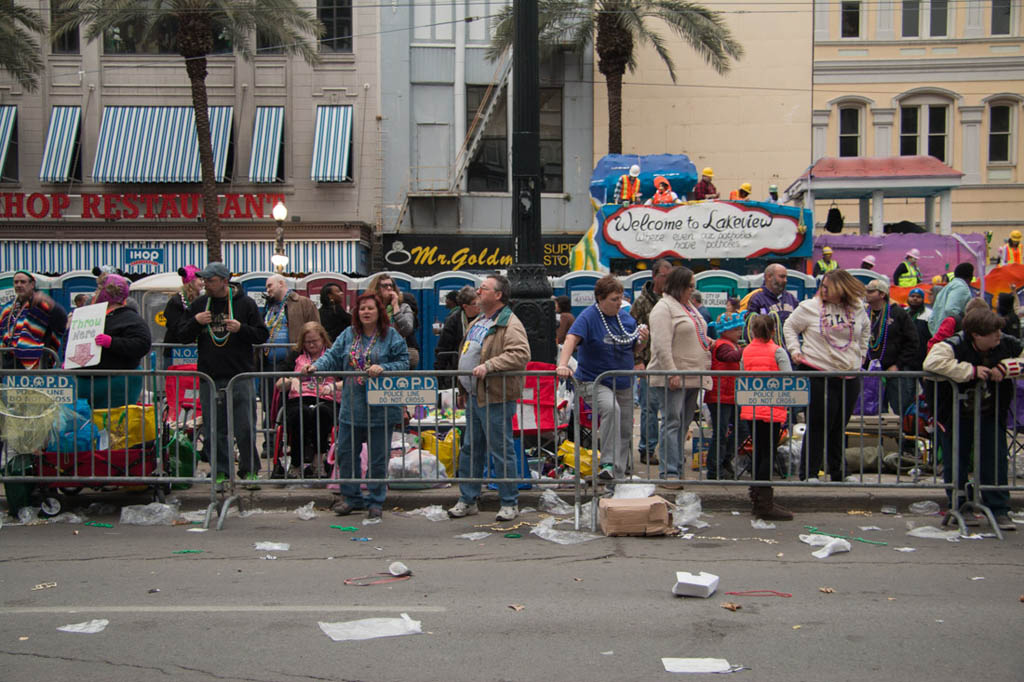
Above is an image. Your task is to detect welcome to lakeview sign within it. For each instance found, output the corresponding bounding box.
[570,199,813,270]
[602,202,808,260]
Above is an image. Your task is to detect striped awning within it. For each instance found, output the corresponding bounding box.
[0,106,16,180]
[310,105,353,182]
[92,106,233,183]
[39,106,82,183]
[1,239,367,275]
[249,106,284,183]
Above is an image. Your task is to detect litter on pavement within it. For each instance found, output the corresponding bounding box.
[57,619,109,634]
[662,657,744,674]
[253,542,290,551]
[318,613,422,641]
[672,571,719,598]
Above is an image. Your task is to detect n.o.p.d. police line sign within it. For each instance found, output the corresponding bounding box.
[367,375,437,405]
[735,376,809,406]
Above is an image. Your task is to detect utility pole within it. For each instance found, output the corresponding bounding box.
[508,0,555,363]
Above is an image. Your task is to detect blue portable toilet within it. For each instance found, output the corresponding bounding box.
[235,272,275,310]
[55,270,98,311]
[553,271,603,317]
[694,270,749,323]
[784,269,817,302]
[622,271,652,310]
[420,271,482,371]
[848,268,886,288]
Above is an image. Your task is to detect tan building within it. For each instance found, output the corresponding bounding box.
[812,0,1024,241]
[597,1,1023,242]
[0,1,379,275]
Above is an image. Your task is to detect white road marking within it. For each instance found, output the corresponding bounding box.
[0,605,447,615]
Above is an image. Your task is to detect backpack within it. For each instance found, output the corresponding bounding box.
[824,203,844,233]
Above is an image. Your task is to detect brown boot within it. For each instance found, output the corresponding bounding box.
[750,486,793,521]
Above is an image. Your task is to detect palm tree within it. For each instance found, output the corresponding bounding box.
[488,0,743,154]
[53,1,323,261]
[0,1,47,92]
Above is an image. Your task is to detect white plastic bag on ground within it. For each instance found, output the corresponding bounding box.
[295,501,317,521]
[612,483,656,499]
[799,533,852,558]
[120,502,182,526]
[909,501,941,515]
[751,519,776,530]
[539,489,575,515]
[57,619,109,634]
[318,613,422,642]
[906,525,962,541]
[456,532,491,541]
[407,505,449,522]
[49,512,85,524]
[254,542,290,551]
[673,492,707,529]
[530,516,602,545]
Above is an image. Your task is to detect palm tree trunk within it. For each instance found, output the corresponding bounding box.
[605,70,623,155]
[185,55,222,263]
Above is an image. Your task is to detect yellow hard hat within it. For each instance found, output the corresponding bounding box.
[822,247,833,255]
[932,275,945,285]
[1011,230,1022,241]
[702,167,713,178]
[740,182,752,193]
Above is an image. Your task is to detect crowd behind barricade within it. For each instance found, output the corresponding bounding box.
[2,257,1022,531]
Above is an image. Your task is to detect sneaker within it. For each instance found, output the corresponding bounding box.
[367,506,383,520]
[448,501,479,518]
[598,464,614,481]
[994,514,1017,531]
[496,505,518,522]
[214,473,227,492]
[242,472,261,490]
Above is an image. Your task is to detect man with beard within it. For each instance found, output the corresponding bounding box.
[745,263,798,348]
[904,287,932,373]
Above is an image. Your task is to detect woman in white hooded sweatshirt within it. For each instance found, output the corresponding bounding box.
[783,269,870,482]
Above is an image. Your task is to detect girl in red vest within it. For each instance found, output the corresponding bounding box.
[740,314,793,520]
[705,312,744,479]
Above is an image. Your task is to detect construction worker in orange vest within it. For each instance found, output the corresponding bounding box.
[998,230,1024,266]
[729,182,752,200]
[614,164,643,205]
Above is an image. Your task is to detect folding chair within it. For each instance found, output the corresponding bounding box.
[163,363,202,434]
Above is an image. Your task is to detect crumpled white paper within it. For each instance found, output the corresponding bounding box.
[799,533,851,559]
[318,613,422,642]
[662,657,741,673]
[57,619,109,634]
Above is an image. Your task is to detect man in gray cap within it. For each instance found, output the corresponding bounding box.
[178,263,269,489]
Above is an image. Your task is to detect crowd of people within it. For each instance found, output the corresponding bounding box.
[3,257,1022,528]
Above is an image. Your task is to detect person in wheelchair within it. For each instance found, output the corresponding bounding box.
[274,322,341,478]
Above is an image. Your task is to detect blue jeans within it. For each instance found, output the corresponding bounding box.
[201,377,258,477]
[660,386,699,478]
[457,400,519,507]
[637,378,662,457]
[335,422,392,509]
[705,402,737,477]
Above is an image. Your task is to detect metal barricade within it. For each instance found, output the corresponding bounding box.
[589,368,973,533]
[0,367,219,527]
[0,346,62,369]
[218,369,583,529]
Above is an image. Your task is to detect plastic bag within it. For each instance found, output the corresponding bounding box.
[92,404,157,450]
[906,525,962,541]
[119,502,182,526]
[407,505,449,522]
[558,439,595,477]
[318,613,422,642]
[799,533,852,558]
[673,492,704,528]
[388,450,446,479]
[418,429,460,476]
[538,489,575,515]
[908,500,940,515]
[612,483,656,499]
[46,399,99,453]
[530,516,602,545]
[295,501,317,520]
[853,360,882,416]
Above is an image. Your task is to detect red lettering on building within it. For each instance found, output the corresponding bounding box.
[120,194,140,219]
[158,194,181,219]
[51,193,70,218]
[102,194,121,220]
[3,192,25,218]
[81,194,100,218]
[221,194,242,219]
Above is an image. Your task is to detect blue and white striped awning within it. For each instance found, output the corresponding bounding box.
[39,106,81,183]
[1,239,367,275]
[249,106,284,183]
[0,106,17,180]
[311,105,353,182]
[92,106,233,183]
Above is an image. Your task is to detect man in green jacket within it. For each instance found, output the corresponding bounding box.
[449,273,531,522]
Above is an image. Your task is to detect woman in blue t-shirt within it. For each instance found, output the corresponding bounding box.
[557,275,648,483]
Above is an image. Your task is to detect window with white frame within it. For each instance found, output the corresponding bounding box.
[988,103,1014,164]
[839,107,861,157]
[992,0,1011,35]
[899,102,949,162]
[841,1,861,38]
[930,0,949,37]
[902,0,921,37]
[903,0,949,38]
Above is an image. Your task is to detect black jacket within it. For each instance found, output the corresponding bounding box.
[866,303,918,370]
[97,306,152,370]
[934,332,1023,425]
[161,293,192,356]
[177,283,269,380]
[319,303,351,342]
[435,308,467,372]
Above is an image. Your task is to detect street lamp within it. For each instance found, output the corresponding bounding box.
[271,201,289,273]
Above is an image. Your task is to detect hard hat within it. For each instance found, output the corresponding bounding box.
[1011,230,1022,241]
[629,164,640,177]
[932,275,945,285]
[822,247,833,255]
[861,255,876,266]
[769,184,778,192]
[702,167,713,178]
[906,248,920,259]
[740,182,752,193]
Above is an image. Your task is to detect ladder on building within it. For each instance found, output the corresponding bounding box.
[392,48,513,233]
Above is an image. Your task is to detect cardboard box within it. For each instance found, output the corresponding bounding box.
[672,571,719,598]
[598,495,673,536]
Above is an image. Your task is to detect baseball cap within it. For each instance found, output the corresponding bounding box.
[865,279,890,295]
[198,262,231,279]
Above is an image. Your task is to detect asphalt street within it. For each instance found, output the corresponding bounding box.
[1,486,1022,682]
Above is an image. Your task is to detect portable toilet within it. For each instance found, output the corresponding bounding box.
[784,269,818,302]
[56,270,99,312]
[693,270,749,321]
[235,272,276,310]
[553,271,604,317]
[299,273,358,312]
[622,271,652,310]
[420,271,483,371]
[848,268,886,287]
